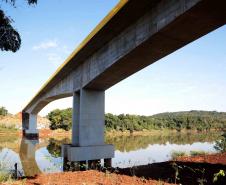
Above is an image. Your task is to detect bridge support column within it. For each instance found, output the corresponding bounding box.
[22,112,39,139]
[63,88,114,164]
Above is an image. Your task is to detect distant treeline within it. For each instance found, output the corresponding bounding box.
[47,109,226,132]
[106,111,226,132]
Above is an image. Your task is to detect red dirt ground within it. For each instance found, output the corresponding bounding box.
[176,152,226,165]
[21,170,172,185]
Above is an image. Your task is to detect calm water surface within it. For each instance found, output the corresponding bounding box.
[0,131,221,176]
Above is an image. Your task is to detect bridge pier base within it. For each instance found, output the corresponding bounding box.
[62,89,114,165]
[22,112,39,139]
[62,144,114,162]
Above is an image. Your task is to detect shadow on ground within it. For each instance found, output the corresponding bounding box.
[116,161,226,185]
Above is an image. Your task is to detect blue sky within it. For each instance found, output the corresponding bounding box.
[0,0,225,116]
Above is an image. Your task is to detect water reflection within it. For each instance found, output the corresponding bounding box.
[0,131,222,176]
[47,138,70,158]
[105,132,220,152]
[19,138,41,176]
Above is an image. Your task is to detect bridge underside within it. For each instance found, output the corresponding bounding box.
[22,0,226,161]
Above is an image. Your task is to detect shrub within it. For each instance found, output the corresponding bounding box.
[171,151,186,160]
[0,107,8,116]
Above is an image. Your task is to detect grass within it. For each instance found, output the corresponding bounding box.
[0,123,18,132]
[0,171,13,183]
[171,150,211,160]
[190,150,207,156]
[171,151,187,160]
[0,169,26,185]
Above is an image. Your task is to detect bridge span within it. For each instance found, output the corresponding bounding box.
[22,0,226,161]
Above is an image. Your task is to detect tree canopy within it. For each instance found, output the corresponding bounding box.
[0,0,37,52]
[0,106,8,116]
[47,108,72,131]
[47,109,226,132]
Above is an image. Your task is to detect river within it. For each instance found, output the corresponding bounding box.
[0,131,222,177]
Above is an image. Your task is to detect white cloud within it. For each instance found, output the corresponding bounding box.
[32,40,58,50]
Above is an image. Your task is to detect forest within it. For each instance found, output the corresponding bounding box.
[47,109,226,132]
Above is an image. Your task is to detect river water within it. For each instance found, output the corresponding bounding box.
[0,131,221,176]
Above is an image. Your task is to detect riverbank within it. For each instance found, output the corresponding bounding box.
[10,152,226,185]
[0,128,223,140]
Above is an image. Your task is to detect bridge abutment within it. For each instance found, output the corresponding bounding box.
[22,112,39,139]
[63,88,114,164]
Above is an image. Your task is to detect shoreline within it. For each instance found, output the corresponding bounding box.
[0,128,223,139]
[12,152,226,185]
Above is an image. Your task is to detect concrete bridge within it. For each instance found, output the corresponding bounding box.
[22,0,226,161]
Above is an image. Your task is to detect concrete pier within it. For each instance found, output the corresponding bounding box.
[22,112,39,139]
[63,88,114,165]
[72,89,105,146]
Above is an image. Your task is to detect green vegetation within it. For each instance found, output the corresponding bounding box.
[0,171,12,183]
[171,150,210,160]
[150,111,226,132]
[0,107,8,116]
[171,151,186,160]
[190,150,207,156]
[214,132,226,152]
[0,106,17,131]
[213,170,225,183]
[0,0,37,53]
[47,108,72,131]
[47,138,70,158]
[171,150,209,160]
[47,132,219,157]
[47,109,226,132]
[106,132,219,152]
[106,111,226,132]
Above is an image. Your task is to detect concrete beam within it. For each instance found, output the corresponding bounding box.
[23,0,226,114]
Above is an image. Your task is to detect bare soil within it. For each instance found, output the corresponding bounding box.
[176,152,226,165]
[11,153,226,185]
[19,171,171,185]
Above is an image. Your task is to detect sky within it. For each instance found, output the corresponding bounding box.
[0,0,226,116]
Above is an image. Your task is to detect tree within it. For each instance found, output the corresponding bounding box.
[214,132,226,153]
[0,106,8,116]
[0,0,37,52]
[47,109,226,132]
[47,108,72,131]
